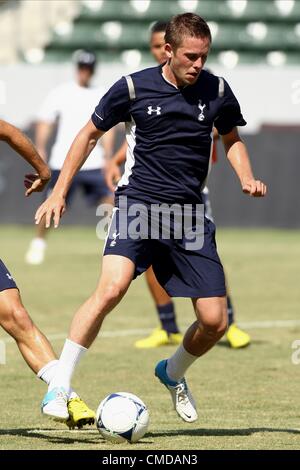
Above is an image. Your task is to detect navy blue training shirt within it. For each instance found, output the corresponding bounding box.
[92,66,246,205]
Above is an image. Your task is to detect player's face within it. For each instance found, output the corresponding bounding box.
[166,36,210,86]
[150,31,167,64]
[77,66,94,87]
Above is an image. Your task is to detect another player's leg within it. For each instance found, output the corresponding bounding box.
[25,171,60,265]
[225,294,251,348]
[25,218,47,265]
[0,288,56,372]
[135,266,183,348]
[0,262,94,426]
[155,296,227,422]
[41,255,135,420]
[0,289,94,426]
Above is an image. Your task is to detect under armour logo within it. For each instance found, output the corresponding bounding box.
[147,106,161,115]
[110,231,120,247]
[6,273,13,280]
[198,100,206,121]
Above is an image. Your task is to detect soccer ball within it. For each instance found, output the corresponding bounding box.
[96,392,149,443]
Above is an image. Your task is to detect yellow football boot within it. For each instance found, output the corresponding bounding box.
[226,324,251,349]
[66,397,95,429]
[134,328,183,349]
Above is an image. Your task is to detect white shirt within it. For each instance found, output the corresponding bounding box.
[38,82,105,171]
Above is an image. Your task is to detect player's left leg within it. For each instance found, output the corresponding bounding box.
[155,296,227,422]
[202,187,250,349]
[134,266,183,349]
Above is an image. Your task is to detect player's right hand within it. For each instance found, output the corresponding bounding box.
[35,194,66,228]
[105,160,121,192]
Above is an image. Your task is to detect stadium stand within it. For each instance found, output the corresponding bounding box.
[0,0,300,65]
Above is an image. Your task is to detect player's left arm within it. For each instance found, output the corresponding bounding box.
[0,119,51,196]
[222,127,267,197]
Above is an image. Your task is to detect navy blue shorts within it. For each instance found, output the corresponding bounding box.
[103,200,226,298]
[0,259,18,292]
[48,169,112,206]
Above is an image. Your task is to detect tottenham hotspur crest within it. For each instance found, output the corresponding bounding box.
[198,100,206,121]
[110,231,120,247]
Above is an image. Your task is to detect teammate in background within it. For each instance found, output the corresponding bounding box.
[25,49,114,265]
[0,119,94,427]
[105,21,250,350]
[36,13,266,424]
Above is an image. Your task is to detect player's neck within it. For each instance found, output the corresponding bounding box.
[162,63,184,89]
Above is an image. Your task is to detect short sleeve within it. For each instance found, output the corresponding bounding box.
[91,77,131,132]
[214,79,247,135]
[37,87,61,123]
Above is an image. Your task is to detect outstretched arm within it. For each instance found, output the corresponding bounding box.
[0,119,51,195]
[35,119,105,228]
[222,127,267,197]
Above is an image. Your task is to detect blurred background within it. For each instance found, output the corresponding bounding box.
[0,0,300,227]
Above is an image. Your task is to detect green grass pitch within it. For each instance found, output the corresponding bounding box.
[0,225,300,450]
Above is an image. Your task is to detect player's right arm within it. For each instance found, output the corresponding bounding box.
[35,119,105,228]
[105,139,127,191]
[35,76,131,228]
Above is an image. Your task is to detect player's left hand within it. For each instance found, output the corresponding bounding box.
[24,172,51,196]
[242,178,267,197]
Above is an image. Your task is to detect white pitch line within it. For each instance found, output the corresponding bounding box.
[1,320,300,344]
[238,320,300,329]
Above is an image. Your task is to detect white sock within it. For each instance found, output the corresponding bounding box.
[48,339,87,396]
[31,237,47,249]
[37,360,58,384]
[166,344,198,382]
[37,359,79,398]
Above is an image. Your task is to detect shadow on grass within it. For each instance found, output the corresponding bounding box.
[0,426,299,446]
[217,340,267,349]
[0,428,100,445]
[148,427,300,438]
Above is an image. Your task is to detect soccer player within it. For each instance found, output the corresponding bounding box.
[0,119,94,427]
[105,21,250,350]
[36,13,267,423]
[25,49,114,265]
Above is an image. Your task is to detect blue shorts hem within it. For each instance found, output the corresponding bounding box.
[165,288,227,299]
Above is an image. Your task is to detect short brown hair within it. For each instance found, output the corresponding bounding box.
[165,13,211,50]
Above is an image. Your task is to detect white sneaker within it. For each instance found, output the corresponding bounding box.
[25,238,46,265]
[41,387,69,421]
[155,359,198,423]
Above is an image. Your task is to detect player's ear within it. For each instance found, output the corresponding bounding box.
[165,43,173,60]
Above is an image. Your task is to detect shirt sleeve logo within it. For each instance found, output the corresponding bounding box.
[198,100,206,121]
[147,105,161,115]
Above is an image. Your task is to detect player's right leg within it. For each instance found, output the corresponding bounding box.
[41,254,135,420]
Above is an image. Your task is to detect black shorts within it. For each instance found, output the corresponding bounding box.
[103,199,226,299]
[0,259,18,292]
[48,169,112,206]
